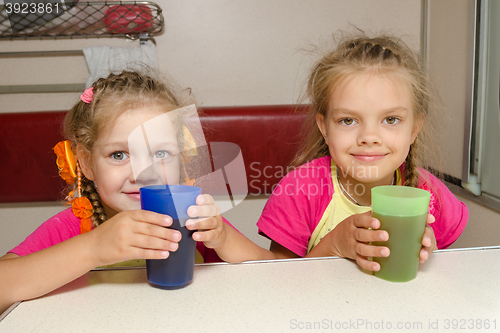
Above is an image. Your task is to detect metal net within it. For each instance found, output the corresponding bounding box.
[0,1,163,40]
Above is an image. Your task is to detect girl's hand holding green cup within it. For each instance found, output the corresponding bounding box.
[419,214,437,263]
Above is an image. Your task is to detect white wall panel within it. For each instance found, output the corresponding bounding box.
[0,0,421,112]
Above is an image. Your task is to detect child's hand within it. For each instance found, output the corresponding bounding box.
[419,214,437,263]
[88,210,181,266]
[185,194,226,249]
[318,211,390,272]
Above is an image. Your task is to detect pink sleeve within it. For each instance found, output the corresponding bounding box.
[256,158,333,257]
[419,170,469,249]
[8,208,81,256]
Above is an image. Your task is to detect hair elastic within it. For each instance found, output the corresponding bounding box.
[80,87,94,104]
[54,140,93,234]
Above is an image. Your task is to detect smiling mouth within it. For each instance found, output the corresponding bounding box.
[351,154,387,162]
[124,192,141,200]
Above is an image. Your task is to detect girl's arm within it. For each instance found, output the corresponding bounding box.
[205,223,277,263]
[0,210,180,314]
[269,241,300,259]
[260,212,389,269]
[0,232,98,314]
[186,194,276,263]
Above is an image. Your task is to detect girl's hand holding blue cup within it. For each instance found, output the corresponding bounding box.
[185,194,227,249]
[88,209,181,267]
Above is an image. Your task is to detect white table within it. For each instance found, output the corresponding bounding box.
[1,247,499,333]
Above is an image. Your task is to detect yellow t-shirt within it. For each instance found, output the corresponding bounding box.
[307,160,401,253]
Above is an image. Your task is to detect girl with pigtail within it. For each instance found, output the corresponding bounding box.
[0,70,274,313]
[257,32,469,271]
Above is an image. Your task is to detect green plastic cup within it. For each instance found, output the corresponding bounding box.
[371,186,430,282]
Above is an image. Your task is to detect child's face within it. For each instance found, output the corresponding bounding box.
[317,72,421,185]
[86,105,180,218]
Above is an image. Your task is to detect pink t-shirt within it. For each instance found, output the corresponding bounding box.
[9,208,223,263]
[257,156,469,257]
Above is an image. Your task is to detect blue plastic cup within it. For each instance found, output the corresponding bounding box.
[140,185,202,289]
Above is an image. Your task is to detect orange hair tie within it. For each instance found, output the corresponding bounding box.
[54,140,94,234]
[54,140,77,184]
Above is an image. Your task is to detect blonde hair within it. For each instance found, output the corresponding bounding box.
[64,70,195,227]
[293,32,434,187]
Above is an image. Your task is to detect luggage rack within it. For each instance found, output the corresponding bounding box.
[0,1,164,42]
[0,1,164,94]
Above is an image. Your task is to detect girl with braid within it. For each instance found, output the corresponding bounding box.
[257,33,468,271]
[1,70,273,313]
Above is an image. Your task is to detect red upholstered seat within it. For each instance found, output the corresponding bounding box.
[0,111,67,203]
[0,105,308,203]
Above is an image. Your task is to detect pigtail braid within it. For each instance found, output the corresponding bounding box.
[80,176,107,227]
[403,142,419,188]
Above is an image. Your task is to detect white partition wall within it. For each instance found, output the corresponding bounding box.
[471,0,500,203]
[425,0,475,180]
[0,0,421,112]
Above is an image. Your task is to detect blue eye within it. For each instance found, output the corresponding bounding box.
[153,150,171,159]
[110,151,128,161]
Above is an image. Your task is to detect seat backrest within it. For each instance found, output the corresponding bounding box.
[0,105,308,202]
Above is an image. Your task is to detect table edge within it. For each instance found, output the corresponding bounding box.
[2,245,498,322]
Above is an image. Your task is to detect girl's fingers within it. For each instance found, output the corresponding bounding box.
[352,212,380,229]
[196,194,215,205]
[185,218,201,230]
[187,205,220,218]
[128,210,173,227]
[188,195,221,218]
[94,211,180,265]
[192,229,219,242]
[419,247,430,263]
[185,216,220,230]
[354,228,388,243]
[426,214,436,224]
[131,247,171,260]
[356,255,381,272]
[421,224,433,247]
[420,224,435,263]
[355,242,390,258]
[131,233,179,252]
[134,221,181,242]
[125,211,183,254]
